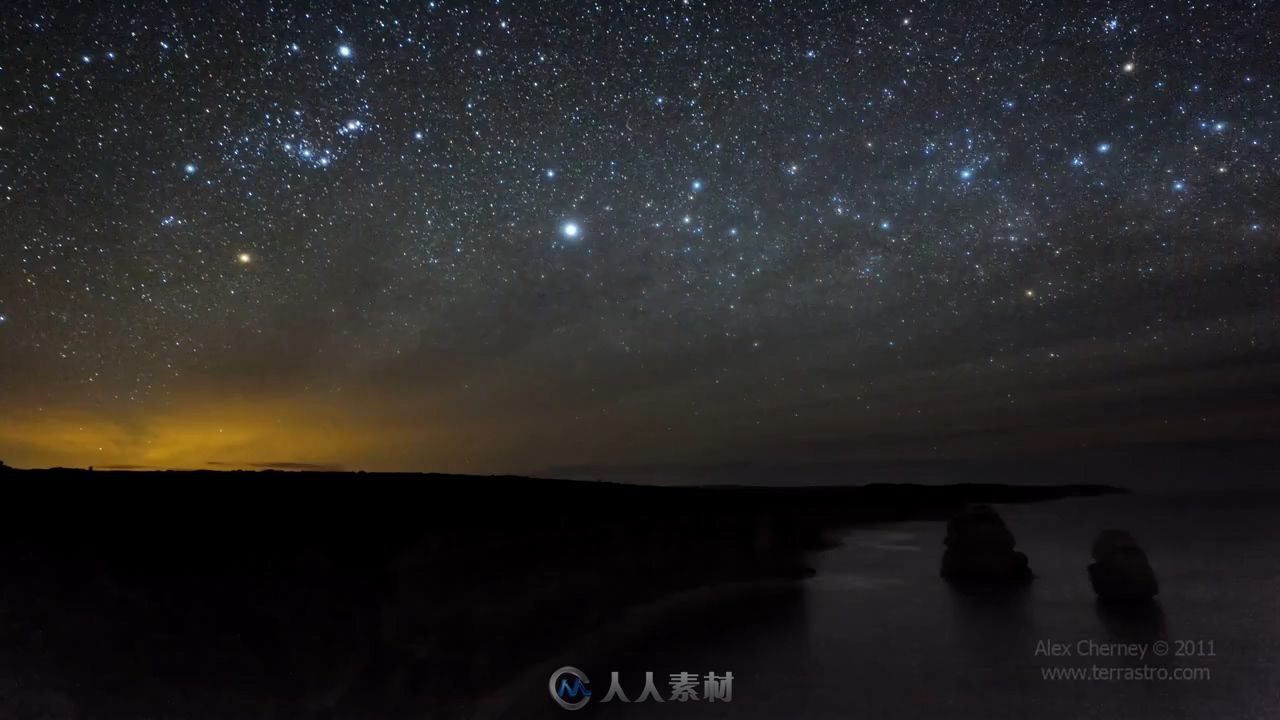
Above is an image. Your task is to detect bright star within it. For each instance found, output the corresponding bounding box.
[879,220,891,230]
[561,222,581,239]
[691,179,703,192]
[414,131,425,141]
[184,163,197,175]
[546,169,556,179]
[1172,180,1186,192]
[1122,62,1135,73]
[237,252,252,264]
[337,44,353,58]
[959,168,974,181]
[1096,142,1112,154]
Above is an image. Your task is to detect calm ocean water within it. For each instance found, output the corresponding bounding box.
[525,488,1280,719]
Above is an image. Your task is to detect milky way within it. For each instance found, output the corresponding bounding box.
[0,1,1277,474]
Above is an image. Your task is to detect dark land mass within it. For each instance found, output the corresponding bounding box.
[0,468,1123,719]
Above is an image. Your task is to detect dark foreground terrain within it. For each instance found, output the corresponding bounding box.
[0,468,1121,719]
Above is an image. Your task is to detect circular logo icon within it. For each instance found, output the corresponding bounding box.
[549,666,592,710]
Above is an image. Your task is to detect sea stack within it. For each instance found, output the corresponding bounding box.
[1088,530,1159,601]
[941,505,1033,583]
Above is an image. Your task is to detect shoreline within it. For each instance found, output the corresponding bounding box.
[0,469,1125,718]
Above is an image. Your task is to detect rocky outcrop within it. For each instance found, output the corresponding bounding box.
[1088,530,1158,601]
[940,505,1032,583]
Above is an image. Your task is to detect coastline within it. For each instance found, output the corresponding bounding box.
[0,469,1124,718]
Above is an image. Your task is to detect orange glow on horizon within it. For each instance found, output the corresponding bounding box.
[0,396,467,473]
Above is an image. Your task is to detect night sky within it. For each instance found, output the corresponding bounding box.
[0,1,1277,475]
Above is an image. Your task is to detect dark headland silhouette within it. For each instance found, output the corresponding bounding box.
[0,466,1122,718]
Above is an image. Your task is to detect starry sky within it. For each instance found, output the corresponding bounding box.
[0,1,1277,476]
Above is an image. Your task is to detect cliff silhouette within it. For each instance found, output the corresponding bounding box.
[0,468,1121,718]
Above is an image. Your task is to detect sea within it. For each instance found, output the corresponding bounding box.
[519,483,1280,719]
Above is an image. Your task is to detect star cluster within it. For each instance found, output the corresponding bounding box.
[0,1,1277,472]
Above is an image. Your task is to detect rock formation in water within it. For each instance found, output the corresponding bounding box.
[1088,529,1158,601]
[940,505,1033,583]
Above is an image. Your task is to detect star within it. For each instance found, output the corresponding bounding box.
[4,0,1276,480]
